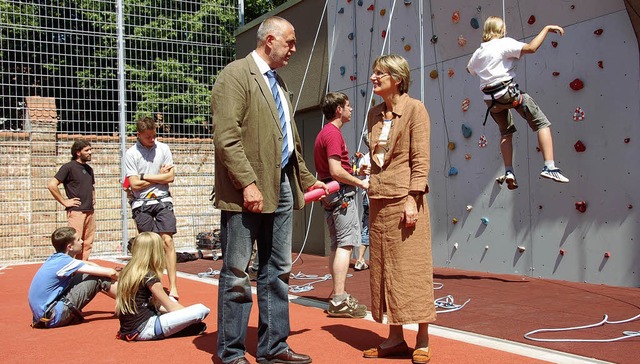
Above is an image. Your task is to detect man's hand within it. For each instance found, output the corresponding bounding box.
[243,183,264,213]
[62,197,81,208]
[160,164,174,174]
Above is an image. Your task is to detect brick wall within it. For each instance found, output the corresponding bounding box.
[0,97,219,262]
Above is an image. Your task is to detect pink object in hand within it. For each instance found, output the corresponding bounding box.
[122,176,130,189]
[304,181,340,204]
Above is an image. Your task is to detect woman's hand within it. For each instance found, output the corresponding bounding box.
[402,195,419,227]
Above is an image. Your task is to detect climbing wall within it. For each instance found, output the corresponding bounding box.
[326,0,640,287]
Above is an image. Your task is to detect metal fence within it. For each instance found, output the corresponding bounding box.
[0,0,238,262]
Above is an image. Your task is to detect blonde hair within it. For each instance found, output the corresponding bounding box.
[482,16,506,42]
[372,54,411,94]
[115,232,166,315]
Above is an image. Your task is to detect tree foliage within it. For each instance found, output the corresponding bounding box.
[1,0,238,135]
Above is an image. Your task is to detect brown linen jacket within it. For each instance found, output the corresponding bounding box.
[211,53,317,212]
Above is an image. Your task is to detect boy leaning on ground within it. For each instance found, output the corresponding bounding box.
[28,227,118,328]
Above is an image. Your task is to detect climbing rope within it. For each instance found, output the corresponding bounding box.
[524,313,640,343]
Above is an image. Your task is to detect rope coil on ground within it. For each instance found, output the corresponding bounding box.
[524,313,640,342]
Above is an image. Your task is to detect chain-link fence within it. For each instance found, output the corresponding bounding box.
[1,0,239,263]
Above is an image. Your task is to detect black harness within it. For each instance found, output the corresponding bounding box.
[482,79,523,126]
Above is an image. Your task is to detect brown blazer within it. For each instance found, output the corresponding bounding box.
[211,53,317,212]
[367,93,430,199]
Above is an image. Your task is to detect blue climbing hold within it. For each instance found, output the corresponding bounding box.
[448,167,458,176]
[462,124,472,138]
[348,32,354,40]
[470,17,479,29]
[360,89,366,97]
[481,217,490,225]
[339,66,346,76]
[358,0,363,6]
[338,7,344,14]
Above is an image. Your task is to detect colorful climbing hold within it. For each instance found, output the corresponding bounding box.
[404,44,411,52]
[339,66,346,76]
[464,153,471,160]
[575,201,587,213]
[572,107,585,121]
[379,9,385,16]
[560,249,566,255]
[594,28,603,36]
[367,4,374,11]
[624,137,630,143]
[470,17,479,29]
[551,41,558,48]
[338,7,344,14]
[404,0,412,5]
[348,32,354,40]
[452,218,458,224]
[569,78,584,91]
[360,89,366,97]
[552,71,560,76]
[466,205,473,212]
[604,251,611,258]
[429,70,438,79]
[357,0,363,6]
[461,124,472,138]
[452,11,460,24]
[447,141,456,150]
[448,68,455,77]
[574,140,586,152]
[448,167,458,176]
[381,30,387,38]
[528,15,536,25]
[350,75,357,81]
[480,217,489,225]
[598,60,604,68]
[461,98,470,112]
[478,135,487,148]
[430,35,438,44]
[517,246,526,253]
[457,35,467,47]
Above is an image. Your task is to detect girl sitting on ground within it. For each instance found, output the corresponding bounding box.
[116,232,210,341]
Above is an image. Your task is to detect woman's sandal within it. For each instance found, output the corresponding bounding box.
[363,341,409,358]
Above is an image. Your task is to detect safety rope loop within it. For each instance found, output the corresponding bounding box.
[524,313,640,342]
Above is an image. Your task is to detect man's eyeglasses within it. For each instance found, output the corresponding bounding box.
[372,71,390,79]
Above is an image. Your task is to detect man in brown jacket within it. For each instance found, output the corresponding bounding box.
[211,16,326,364]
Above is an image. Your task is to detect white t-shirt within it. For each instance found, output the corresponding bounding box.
[467,37,526,97]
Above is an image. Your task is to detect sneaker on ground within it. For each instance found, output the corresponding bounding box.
[505,171,519,190]
[327,295,367,318]
[540,166,569,183]
[354,260,369,271]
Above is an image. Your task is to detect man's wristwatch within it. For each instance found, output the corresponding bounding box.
[140,173,145,181]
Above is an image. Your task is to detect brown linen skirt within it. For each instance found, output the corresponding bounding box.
[368,195,436,325]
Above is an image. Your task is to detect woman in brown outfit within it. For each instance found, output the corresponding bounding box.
[362,54,436,364]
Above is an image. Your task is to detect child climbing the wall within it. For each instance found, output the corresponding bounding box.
[467,16,569,190]
[116,232,210,341]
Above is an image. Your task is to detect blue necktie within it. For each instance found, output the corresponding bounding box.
[266,70,289,167]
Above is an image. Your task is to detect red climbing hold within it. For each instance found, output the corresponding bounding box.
[381,30,387,38]
[574,140,586,152]
[559,249,566,256]
[594,28,603,36]
[570,78,584,91]
[575,201,587,213]
[551,41,558,48]
[367,4,374,11]
[624,137,630,143]
[349,75,357,81]
[598,60,604,68]
[552,71,560,76]
[528,15,536,25]
[604,251,611,258]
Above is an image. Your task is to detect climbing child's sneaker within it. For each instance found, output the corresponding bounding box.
[540,166,569,183]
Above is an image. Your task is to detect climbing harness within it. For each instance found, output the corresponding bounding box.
[524,313,640,342]
[481,79,523,126]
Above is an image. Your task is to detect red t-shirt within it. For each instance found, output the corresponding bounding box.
[313,123,351,180]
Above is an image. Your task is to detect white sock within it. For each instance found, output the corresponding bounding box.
[544,160,555,169]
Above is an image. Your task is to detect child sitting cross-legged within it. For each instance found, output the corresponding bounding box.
[116,232,210,341]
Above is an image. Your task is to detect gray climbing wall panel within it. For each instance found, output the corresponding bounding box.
[327,0,639,287]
